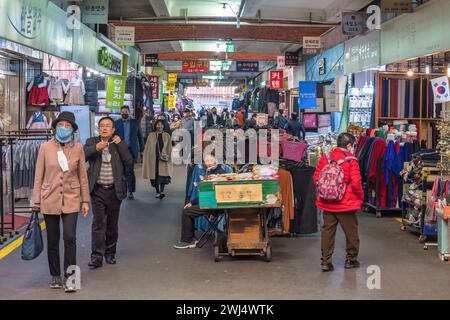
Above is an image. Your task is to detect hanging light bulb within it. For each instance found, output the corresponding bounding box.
[407,69,414,77]
[425,65,430,74]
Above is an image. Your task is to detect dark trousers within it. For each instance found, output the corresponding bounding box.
[181,205,222,243]
[321,211,360,264]
[91,186,122,263]
[124,161,136,193]
[44,213,78,278]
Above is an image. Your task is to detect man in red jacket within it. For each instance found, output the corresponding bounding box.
[313,133,364,272]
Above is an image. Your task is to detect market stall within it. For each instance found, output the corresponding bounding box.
[199,166,281,262]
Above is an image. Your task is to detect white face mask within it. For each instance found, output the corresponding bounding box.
[57,150,69,172]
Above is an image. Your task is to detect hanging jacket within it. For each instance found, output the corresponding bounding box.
[313,148,364,213]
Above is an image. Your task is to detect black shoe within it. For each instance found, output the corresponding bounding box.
[321,263,334,272]
[49,276,63,289]
[88,261,102,269]
[128,192,134,200]
[345,260,360,269]
[158,193,165,200]
[105,256,116,265]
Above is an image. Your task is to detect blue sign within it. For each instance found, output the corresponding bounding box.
[299,81,317,109]
[306,43,344,82]
[236,61,259,72]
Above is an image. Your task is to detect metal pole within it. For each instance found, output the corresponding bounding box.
[10,138,14,233]
[0,139,4,242]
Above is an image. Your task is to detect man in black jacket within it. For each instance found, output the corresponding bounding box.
[84,117,133,268]
[206,107,224,127]
[285,112,305,140]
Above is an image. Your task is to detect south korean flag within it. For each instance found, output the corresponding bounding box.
[431,76,450,103]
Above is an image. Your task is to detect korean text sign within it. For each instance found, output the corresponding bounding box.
[182,61,210,73]
[106,76,126,110]
[270,70,284,90]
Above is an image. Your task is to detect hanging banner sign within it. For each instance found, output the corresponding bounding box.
[299,81,317,109]
[168,94,176,109]
[270,70,284,90]
[105,76,126,110]
[277,56,285,69]
[342,12,365,36]
[430,76,450,103]
[303,37,321,49]
[114,26,135,46]
[148,76,160,100]
[236,61,259,72]
[182,61,210,73]
[381,0,412,13]
[285,52,299,67]
[166,82,175,92]
[168,73,178,83]
[193,78,209,86]
[80,0,109,24]
[145,54,158,67]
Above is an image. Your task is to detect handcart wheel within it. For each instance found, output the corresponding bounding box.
[214,246,220,262]
[419,235,427,243]
[265,245,272,262]
[444,256,449,262]
[423,245,428,250]
[376,211,382,218]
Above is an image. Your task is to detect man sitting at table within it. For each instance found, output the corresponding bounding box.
[174,154,232,249]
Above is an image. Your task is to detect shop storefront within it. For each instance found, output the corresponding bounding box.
[304,43,345,135]
[344,30,381,129]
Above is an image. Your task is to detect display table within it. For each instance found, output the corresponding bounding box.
[199,178,281,262]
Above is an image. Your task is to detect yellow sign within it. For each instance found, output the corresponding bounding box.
[163,95,169,107]
[242,84,247,92]
[215,184,263,203]
[168,94,176,109]
[168,73,177,83]
[166,82,175,92]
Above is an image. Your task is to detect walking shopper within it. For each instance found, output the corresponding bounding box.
[33,111,90,292]
[143,119,173,199]
[115,106,144,200]
[226,112,239,128]
[285,112,305,140]
[207,107,224,127]
[313,133,363,272]
[275,109,288,129]
[170,113,182,131]
[84,117,133,269]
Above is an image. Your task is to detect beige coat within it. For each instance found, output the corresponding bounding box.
[143,132,173,180]
[33,139,90,215]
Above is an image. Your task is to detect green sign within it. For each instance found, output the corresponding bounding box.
[226,42,235,53]
[0,0,72,60]
[98,46,122,73]
[105,76,126,110]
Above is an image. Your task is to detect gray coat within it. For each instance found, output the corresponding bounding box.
[84,137,133,200]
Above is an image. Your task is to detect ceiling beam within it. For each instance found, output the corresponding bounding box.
[148,1,183,53]
[157,51,278,61]
[110,22,331,44]
[148,0,170,17]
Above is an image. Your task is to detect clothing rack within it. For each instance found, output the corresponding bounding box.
[0,132,52,244]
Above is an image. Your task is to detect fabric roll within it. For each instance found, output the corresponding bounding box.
[405,80,410,118]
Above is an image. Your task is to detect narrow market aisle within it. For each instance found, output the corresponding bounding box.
[1,165,449,300]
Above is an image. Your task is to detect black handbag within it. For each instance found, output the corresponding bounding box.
[21,211,43,260]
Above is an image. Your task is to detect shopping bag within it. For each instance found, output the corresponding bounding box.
[21,211,43,260]
[281,140,307,162]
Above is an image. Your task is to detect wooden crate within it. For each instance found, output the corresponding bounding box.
[227,209,266,251]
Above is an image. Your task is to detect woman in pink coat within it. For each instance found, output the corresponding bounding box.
[33,111,90,292]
